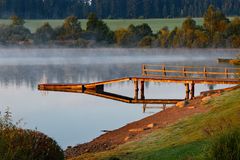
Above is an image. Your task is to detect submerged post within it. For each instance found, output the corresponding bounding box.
[134,80,139,100]
[140,81,145,100]
[163,104,166,110]
[185,83,190,99]
[190,83,195,99]
[143,104,146,113]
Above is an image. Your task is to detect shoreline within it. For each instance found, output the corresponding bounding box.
[64,85,240,159]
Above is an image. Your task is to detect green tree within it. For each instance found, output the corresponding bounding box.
[182,17,197,31]
[114,28,131,46]
[158,26,170,47]
[203,5,230,40]
[86,13,114,43]
[34,22,55,44]
[56,16,82,40]
[63,16,82,37]
[86,13,98,31]
[192,30,209,48]
[10,15,25,26]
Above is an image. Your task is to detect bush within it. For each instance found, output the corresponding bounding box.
[205,129,240,160]
[138,36,153,47]
[0,108,64,160]
[34,22,55,44]
[86,13,115,43]
[0,25,31,43]
[55,16,82,40]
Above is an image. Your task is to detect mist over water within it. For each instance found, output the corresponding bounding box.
[0,48,238,148]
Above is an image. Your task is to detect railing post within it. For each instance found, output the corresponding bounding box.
[204,67,207,78]
[162,64,166,77]
[142,64,146,76]
[183,67,186,77]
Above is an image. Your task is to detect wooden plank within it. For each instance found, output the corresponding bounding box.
[132,99,183,104]
[84,77,131,88]
[132,77,240,84]
[84,91,133,103]
[38,84,83,90]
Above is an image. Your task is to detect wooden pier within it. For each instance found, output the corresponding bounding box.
[38,64,240,104]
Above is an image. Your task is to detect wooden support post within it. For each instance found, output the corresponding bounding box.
[183,67,186,77]
[162,65,166,77]
[140,81,145,100]
[185,83,190,100]
[134,80,139,100]
[190,83,195,100]
[142,64,147,76]
[225,68,228,78]
[204,67,207,78]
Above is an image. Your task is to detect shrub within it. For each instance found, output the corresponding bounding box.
[205,129,240,160]
[138,36,153,47]
[0,25,31,43]
[10,16,25,26]
[0,108,64,160]
[86,13,115,43]
[55,16,82,40]
[34,22,55,44]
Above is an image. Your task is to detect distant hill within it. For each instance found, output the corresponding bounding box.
[0,0,239,19]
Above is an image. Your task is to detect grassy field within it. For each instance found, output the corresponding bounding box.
[0,18,203,33]
[71,88,240,160]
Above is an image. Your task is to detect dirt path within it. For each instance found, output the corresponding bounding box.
[65,86,239,159]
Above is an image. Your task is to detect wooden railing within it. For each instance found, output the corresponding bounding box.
[142,64,240,79]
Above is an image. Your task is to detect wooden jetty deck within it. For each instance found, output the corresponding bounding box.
[38,64,240,103]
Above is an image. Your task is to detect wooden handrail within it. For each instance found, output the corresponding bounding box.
[142,64,240,71]
[142,64,240,79]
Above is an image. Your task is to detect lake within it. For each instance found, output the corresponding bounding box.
[0,48,238,149]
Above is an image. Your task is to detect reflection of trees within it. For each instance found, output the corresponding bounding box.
[0,64,141,90]
[0,49,234,90]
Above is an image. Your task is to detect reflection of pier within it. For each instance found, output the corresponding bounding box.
[143,104,167,113]
[38,64,240,103]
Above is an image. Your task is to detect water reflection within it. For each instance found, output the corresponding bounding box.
[0,48,238,148]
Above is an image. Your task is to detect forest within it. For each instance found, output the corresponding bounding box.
[0,5,239,48]
[0,0,239,19]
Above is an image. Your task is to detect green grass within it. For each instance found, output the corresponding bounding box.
[0,18,204,33]
[71,88,240,160]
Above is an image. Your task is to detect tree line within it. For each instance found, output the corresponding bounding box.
[0,0,240,19]
[0,6,239,48]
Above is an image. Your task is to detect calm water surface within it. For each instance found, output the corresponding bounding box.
[0,48,238,148]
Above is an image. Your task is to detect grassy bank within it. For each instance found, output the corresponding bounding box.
[0,18,203,33]
[71,88,240,160]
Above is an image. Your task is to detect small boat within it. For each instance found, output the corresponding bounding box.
[218,58,240,65]
[218,58,234,63]
[230,59,240,65]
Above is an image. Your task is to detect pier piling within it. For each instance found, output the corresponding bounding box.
[185,83,190,99]
[190,83,195,99]
[134,80,139,100]
[140,81,145,100]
